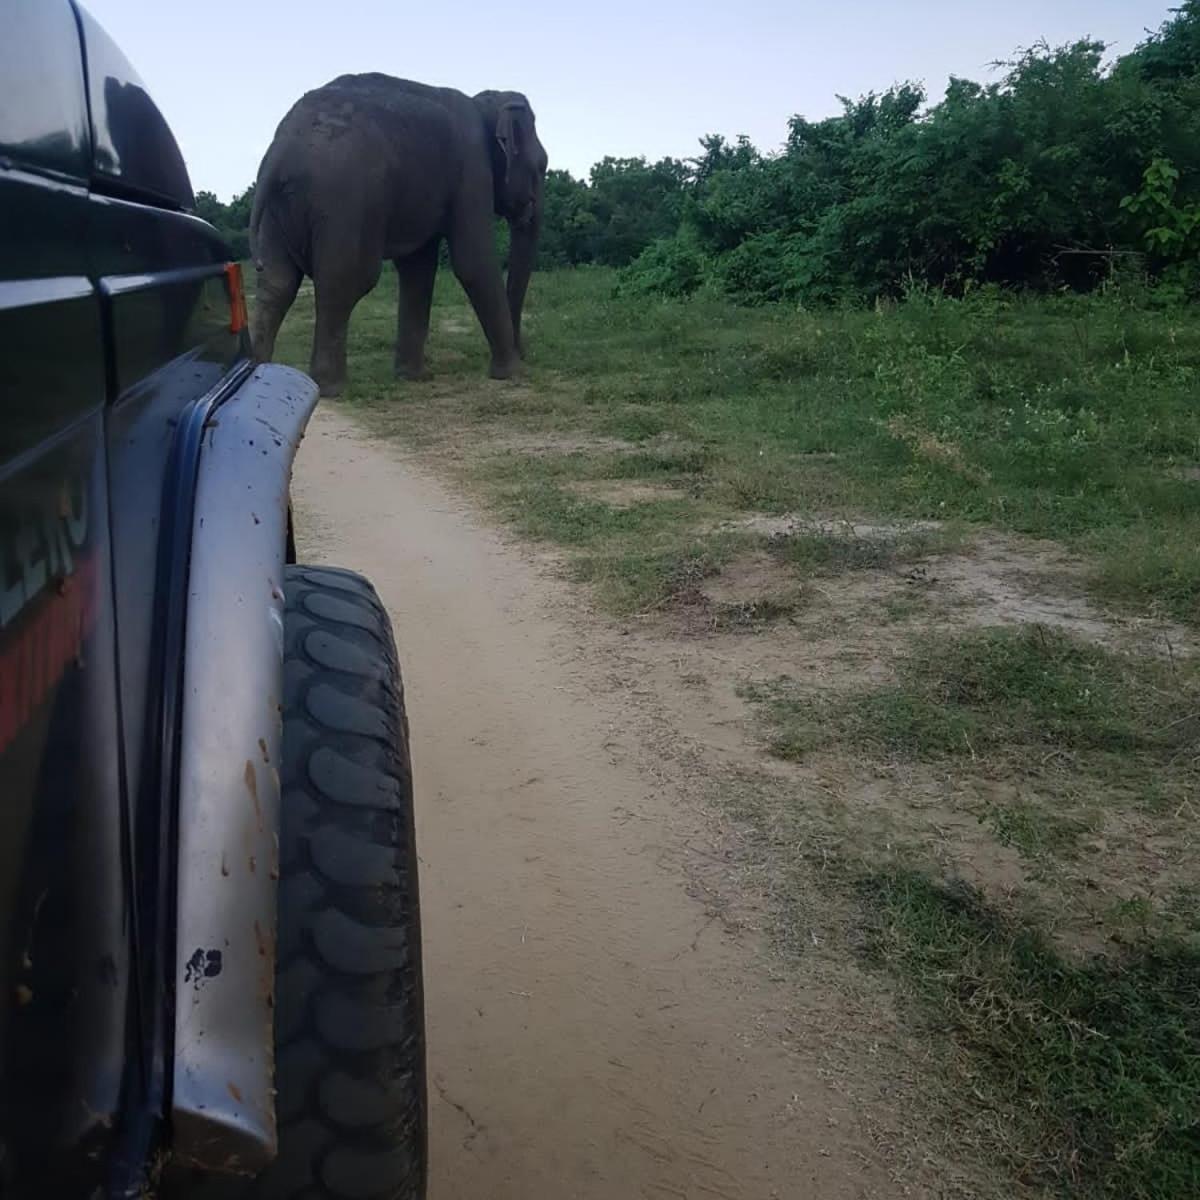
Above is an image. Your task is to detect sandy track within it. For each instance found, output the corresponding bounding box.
[291,404,885,1200]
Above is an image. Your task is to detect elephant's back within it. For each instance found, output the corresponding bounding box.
[259,74,477,258]
[323,73,471,110]
[287,74,472,136]
[268,74,474,175]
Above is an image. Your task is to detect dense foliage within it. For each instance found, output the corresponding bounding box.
[201,3,1200,303]
[616,2,1200,303]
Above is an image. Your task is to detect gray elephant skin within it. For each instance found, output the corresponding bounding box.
[249,74,548,397]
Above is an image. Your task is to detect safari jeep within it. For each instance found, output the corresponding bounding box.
[0,3,426,1197]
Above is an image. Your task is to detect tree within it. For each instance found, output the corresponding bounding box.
[190,185,255,259]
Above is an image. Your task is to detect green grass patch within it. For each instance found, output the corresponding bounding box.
[571,537,739,614]
[745,625,1198,772]
[492,480,693,547]
[879,591,932,623]
[984,797,1090,859]
[864,870,1200,1198]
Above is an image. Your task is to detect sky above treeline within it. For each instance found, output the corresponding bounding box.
[84,0,1174,200]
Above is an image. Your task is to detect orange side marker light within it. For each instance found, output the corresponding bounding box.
[225,262,249,334]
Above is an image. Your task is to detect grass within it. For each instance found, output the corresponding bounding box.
[492,480,691,547]
[264,265,1200,624]
[1093,520,1200,627]
[865,872,1200,1198]
[880,591,932,623]
[260,265,1200,1196]
[571,535,740,613]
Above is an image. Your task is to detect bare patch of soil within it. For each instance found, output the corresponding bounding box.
[611,516,1197,974]
[1169,464,1200,482]
[711,513,945,539]
[921,534,1112,639]
[701,515,1196,657]
[701,551,801,607]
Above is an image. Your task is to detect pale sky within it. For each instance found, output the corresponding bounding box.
[82,0,1174,201]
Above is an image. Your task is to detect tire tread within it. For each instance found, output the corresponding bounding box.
[167,565,425,1200]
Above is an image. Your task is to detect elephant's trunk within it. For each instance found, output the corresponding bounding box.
[506,215,539,355]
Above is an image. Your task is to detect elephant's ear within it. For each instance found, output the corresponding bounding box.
[495,101,530,168]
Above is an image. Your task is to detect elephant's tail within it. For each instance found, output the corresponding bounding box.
[248,171,269,269]
[249,163,290,271]
[249,157,310,276]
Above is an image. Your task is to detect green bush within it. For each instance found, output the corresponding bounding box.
[713,231,834,304]
[617,234,710,298]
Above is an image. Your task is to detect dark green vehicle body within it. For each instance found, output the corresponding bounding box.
[2,2,258,1192]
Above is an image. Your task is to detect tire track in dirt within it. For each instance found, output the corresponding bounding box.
[292,403,888,1200]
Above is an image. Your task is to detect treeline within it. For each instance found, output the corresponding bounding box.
[200,2,1200,303]
[194,186,254,259]
[609,3,1200,303]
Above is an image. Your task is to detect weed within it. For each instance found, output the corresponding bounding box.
[1090,517,1200,625]
[710,595,800,631]
[880,592,930,623]
[494,480,692,547]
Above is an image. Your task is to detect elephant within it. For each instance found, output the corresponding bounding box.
[248,74,548,397]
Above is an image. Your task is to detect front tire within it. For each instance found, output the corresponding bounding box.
[170,565,426,1198]
[271,565,426,1199]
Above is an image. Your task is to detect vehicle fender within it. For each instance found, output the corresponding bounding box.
[170,362,318,1172]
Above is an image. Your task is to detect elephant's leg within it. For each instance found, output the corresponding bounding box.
[310,261,380,398]
[447,221,518,380]
[507,219,539,361]
[393,241,439,381]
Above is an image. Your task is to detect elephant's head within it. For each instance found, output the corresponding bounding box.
[475,90,548,229]
[475,90,547,352]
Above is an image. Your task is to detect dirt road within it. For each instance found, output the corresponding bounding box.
[292,405,887,1200]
